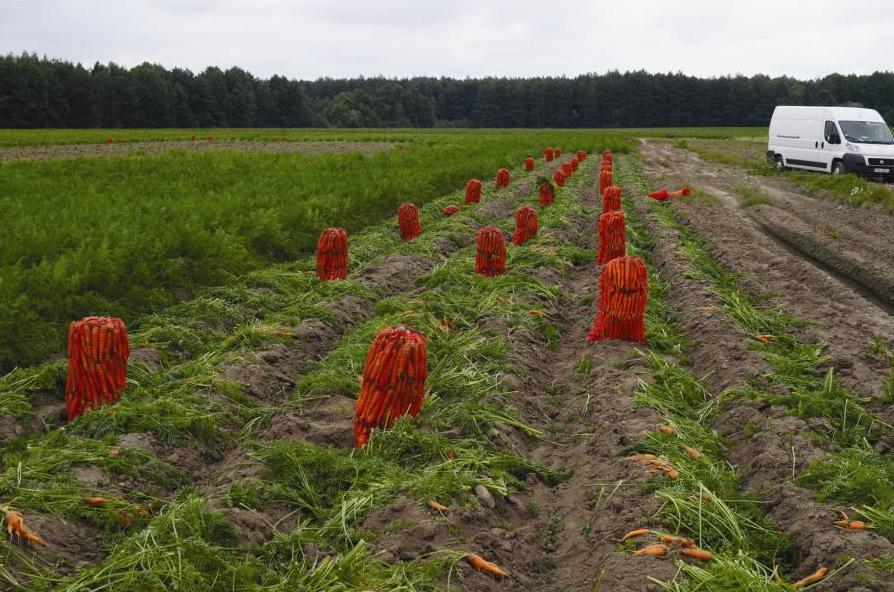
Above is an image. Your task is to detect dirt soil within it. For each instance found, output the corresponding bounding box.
[0,140,395,162]
[638,139,894,401]
[627,154,894,590]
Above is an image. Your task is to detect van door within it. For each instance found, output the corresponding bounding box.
[818,120,842,171]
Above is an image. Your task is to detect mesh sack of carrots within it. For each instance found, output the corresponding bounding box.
[599,169,613,194]
[538,178,555,206]
[602,185,622,212]
[316,227,348,280]
[442,204,460,216]
[495,168,510,189]
[576,149,587,161]
[511,206,538,246]
[353,325,428,448]
[561,162,573,177]
[543,147,554,162]
[465,179,482,204]
[555,148,562,157]
[570,157,580,172]
[649,187,691,201]
[66,316,130,421]
[597,211,626,265]
[587,256,648,343]
[553,169,566,188]
[524,157,535,172]
[475,226,507,276]
[397,202,422,241]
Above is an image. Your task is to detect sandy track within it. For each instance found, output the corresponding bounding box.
[638,139,894,401]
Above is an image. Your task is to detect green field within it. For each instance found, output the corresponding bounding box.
[1,129,636,370]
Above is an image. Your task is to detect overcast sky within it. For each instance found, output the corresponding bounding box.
[2,0,893,80]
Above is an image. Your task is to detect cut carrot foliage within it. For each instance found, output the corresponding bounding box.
[466,553,508,578]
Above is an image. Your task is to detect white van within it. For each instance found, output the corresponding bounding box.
[766,106,894,180]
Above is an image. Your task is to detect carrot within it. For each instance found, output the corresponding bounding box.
[633,544,667,557]
[621,528,651,540]
[833,519,865,530]
[755,334,774,343]
[658,424,674,434]
[84,497,107,506]
[793,566,828,588]
[428,500,449,513]
[5,511,45,545]
[466,553,508,578]
[683,446,702,459]
[680,547,712,561]
[660,535,695,548]
[628,453,657,462]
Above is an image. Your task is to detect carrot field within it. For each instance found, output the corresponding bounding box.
[1,130,893,592]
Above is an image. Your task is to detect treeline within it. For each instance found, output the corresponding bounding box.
[3,53,894,128]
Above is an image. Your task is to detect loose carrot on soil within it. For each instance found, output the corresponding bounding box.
[660,535,696,548]
[633,544,668,557]
[428,500,449,513]
[621,528,651,540]
[833,519,865,530]
[793,566,828,588]
[683,446,702,459]
[5,511,45,545]
[658,424,674,434]
[84,497,107,506]
[466,553,508,578]
[680,547,713,561]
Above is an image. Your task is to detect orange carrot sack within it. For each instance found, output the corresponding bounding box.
[649,189,671,201]
[597,211,626,265]
[443,204,460,216]
[553,169,566,188]
[588,256,648,342]
[353,325,428,448]
[465,179,482,204]
[538,177,556,206]
[576,149,587,161]
[495,168,510,189]
[397,202,422,241]
[543,147,555,162]
[561,162,573,177]
[602,185,622,213]
[511,206,538,246]
[555,148,561,157]
[599,169,613,194]
[316,227,348,280]
[570,157,580,172]
[66,316,130,421]
[524,157,535,172]
[475,226,507,276]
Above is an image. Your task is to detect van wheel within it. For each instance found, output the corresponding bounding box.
[831,161,843,175]
[775,156,787,172]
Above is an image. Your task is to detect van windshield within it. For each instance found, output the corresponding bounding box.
[838,120,894,144]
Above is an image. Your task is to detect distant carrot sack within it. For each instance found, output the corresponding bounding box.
[576,149,587,161]
[553,169,566,188]
[602,185,622,212]
[511,207,538,246]
[555,148,561,157]
[316,227,348,280]
[561,162,573,177]
[524,157,535,172]
[465,179,482,204]
[397,203,422,241]
[443,204,460,216]
[570,157,580,172]
[538,178,555,206]
[353,325,428,448]
[648,189,670,201]
[66,317,130,421]
[587,256,648,343]
[475,226,507,276]
[544,147,555,162]
[495,168,510,189]
[599,169,613,194]
[597,211,626,265]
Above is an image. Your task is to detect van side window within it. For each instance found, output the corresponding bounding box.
[824,121,840,144]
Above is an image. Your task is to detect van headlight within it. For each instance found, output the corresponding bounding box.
[845,143,861,153]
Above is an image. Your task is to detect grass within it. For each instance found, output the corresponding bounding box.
[0,129,627,371]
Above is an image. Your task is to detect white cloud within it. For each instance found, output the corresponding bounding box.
[1,0,892,79]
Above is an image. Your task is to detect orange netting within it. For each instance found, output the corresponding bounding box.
[511,207,538,246]
[587,256,648,343]
[397,203,422,241]
[602,185,622,212]
[465,179,482,204]
[597,211,626,265]
[475,226,507,276]
[524,157,535,172]
[495,168,510,189]
[65,316,130,421]
[353,325,428,448]
[316,227,348,280]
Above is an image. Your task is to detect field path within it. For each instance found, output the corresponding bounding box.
[638,139,894,401]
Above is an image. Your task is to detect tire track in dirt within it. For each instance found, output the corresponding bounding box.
[622,156,894,591]
[638,139,894,402]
